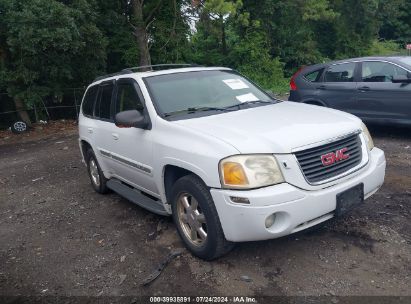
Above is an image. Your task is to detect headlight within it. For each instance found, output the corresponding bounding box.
[219,155,284,189]
[361,122,374,151]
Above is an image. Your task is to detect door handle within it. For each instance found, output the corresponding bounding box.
[112,133,119,140]
[87,127,93,134]
[316,85,326,90]
[358,86,370,92]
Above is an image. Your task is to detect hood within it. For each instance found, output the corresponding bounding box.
[174,101,362,154]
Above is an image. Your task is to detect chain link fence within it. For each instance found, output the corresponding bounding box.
[0,88,86,130]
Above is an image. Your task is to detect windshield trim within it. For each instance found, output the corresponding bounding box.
[142,69,279,120]
[396,58,411,70]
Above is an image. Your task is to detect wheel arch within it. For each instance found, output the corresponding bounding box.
[162,164,211,205]
[80,139,93,161]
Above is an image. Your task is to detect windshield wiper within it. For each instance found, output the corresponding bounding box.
[187,106,227,112]
[163,100,276,117]
[241,99,277,106]
[163,106,230,117]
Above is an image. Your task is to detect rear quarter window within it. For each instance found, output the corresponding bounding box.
[82,86,98,116]
[304,69,324,82]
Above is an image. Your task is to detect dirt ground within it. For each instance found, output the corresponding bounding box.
[0,120,410,300]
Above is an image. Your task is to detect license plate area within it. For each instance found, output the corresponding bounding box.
[336,183,364,216]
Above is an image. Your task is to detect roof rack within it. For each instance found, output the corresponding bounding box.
[93,64,202,82]
[93,70,132,82]
[122,64,201,73]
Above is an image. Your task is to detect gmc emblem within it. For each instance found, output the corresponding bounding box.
[321,148,350,166]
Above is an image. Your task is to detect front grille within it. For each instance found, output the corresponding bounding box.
[295,133,362,184]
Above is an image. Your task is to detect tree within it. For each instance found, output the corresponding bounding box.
[95,0,138,72]
[241,0,337,73]
[188,0,243,66]
[230,26,288,93]
[129,0,164,67]
[0,0,106,124]
[379,0,411,46]
[1,0,409,123]
[149,0,191,64]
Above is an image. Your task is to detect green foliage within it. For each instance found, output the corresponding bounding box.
[367,40,402,56]
[239,0,337,74]
[94,0,137,72]
[203,0,242,15]
[1,0,106,110]
[379,0,411,45]
[328,0,380,58]
[149,0,191,64]
[1,0,410,117]
[229,28,288,93]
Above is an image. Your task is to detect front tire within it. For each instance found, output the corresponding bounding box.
[86,149,109,194]
[171,175,234,260]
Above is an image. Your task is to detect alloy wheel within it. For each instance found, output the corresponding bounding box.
[176,192,208,246]
[89,159,100,187]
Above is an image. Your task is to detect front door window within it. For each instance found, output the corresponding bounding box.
[362,61,408,82]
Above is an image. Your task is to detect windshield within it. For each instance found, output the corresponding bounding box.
[397,57,411,67]
[144,70,274,118]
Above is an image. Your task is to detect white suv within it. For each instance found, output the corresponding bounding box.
[78,65,386,260]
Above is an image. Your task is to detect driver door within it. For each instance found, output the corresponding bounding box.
[355,61,411,122]
[109,78,158,196]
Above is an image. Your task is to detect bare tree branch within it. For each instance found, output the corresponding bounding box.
[158,0,178,51]
[144,0,163,24]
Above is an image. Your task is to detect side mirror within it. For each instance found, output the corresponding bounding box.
[114,110,148,129]
[392,75,411,83]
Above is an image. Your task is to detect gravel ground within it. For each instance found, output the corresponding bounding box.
[0,122,410,300]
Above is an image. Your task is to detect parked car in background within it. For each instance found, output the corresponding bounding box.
[288,56,411,126]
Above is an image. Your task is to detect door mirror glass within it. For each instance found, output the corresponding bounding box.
[116,83,144,113]
[114,110,148,129]
[392,75,411,83]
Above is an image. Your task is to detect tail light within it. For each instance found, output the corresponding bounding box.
[290,67,304,91]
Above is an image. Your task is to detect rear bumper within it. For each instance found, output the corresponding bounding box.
[210,147,386,242]
[288,90,301,102]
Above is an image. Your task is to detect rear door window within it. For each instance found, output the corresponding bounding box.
[325,63,356,82]
[362,61,408,82]
[304,69,324,82]
[82,86,98,116]
[95,82,114,120]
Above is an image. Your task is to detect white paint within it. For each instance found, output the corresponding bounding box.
[236,93,259,103]
[78,66,386,243]
[222,78,249,90]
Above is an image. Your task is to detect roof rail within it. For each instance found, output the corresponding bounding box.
[122,63,202,73]
[93,70,133,82]
[93,64,202,82]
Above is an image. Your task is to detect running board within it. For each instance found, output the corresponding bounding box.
[106,179,168,216]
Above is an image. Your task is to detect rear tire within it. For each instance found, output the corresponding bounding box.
[170,174,234,260]
[86,149,109,194]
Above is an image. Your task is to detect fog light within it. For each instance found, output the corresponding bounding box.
[265,213,276,228]
[230,196,250,204]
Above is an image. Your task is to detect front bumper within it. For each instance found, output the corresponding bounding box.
[210,147,386,242]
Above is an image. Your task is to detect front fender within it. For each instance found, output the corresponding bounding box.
[156,157,219,203]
